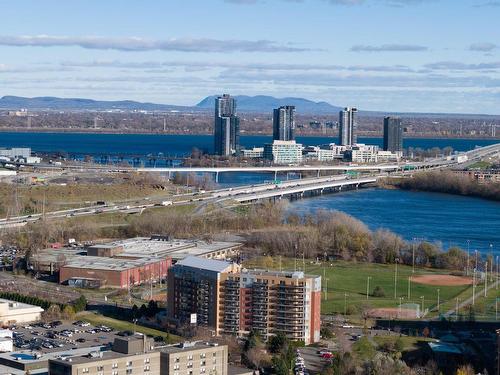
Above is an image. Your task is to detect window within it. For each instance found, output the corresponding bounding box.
[213,359,217,364]
[144,358,150,364]
[126,370,133,375]
[187,355,193,361]
[213,352,217,357]
[112,363,118,369]
[97,366,104,371]
[174,364,180,370]
[200,353,206,358]
[82,368,89,374]
[200,360,206,366]
[112,372,118,375]
[187,362,193,369]
[201,368,206,373]
[144,365,150,371]
[127,361,133,367]
[175,357,180,363]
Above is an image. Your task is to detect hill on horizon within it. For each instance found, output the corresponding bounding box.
[196,95,342,114]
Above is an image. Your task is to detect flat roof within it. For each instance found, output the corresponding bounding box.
[0,345,106,366]
[35,237,242,266]
[175,256,234,273]
[0,298,44,312]
[61,256,165,272]
[160,341,224,355]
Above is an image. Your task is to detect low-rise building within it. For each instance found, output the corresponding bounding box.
[264,140,303,165]
[48,336,228,375]
[0,299,43,326]
[343,144,379,163]
[241,147,264,159]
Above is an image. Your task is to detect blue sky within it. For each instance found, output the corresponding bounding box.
[0,0,499,114]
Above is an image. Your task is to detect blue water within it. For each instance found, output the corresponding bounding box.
[0,132,496,157]
[288,188,500,256]
[1,131,498,256]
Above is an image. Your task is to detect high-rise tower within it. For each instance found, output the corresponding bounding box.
[273,105,296,141]
[338,107,358,146]
[383,116,403,152]
[214,94,240,156]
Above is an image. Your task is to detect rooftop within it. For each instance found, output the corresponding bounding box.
[175,256,236,273]
[61,255,164,271]
[0,298,44,313]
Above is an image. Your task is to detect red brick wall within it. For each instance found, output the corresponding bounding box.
[310,290,322,344]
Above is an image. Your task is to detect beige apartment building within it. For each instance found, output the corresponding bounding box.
[48,335,228,375]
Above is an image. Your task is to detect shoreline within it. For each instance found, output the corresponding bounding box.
[0,128,498,141]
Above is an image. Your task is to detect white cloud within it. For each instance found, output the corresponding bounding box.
[350,44,428,52]
[0,35,309,53]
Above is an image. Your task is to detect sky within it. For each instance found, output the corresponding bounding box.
[0,0,499,114]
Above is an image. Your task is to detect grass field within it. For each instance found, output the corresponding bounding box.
[78,311,180,343]
[244,257,499,319]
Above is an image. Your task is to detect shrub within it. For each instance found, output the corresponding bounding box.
[372,286,386,298]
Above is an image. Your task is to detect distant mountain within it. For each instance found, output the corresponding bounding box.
[196,95,342,114]
[0,96,192,111]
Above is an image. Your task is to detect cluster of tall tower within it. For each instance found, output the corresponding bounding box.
[213,95,403,156]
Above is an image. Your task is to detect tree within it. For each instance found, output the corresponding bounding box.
[268,332,288,353]
[372,286,386,297]
[456,365,475,375]
[73,295,87,312]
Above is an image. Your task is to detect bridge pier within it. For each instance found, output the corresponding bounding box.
[274,170,277,181]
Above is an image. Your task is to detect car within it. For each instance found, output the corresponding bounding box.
[117,330,134,337]
[318,349,332,355]
[51,321,63,327]
[321,353,334,359]
[76,338,86,343]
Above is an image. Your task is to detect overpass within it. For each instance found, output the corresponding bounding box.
[231,176,378,203]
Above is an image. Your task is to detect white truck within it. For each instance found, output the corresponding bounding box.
[161,200,173,206]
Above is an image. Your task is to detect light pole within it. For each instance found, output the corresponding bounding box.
[472,268,476,306]
[475,250,478,269]
[324,278,329,301]
[455,298,460,321]
[366,276,372,300]
[412,239,416,274]
[420,296,425,316]
[497,255,499,291]
[466,239,470,276]
[398,297,403,318]
[485,261,488,297]
[394,258,399,300]
[437,289,440,313]
[344,292,348,317]
[408,276,411,300]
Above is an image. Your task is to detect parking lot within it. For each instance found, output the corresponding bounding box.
[10,319,128,353]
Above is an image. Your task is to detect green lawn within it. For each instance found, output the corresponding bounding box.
[244,258,487,317]
[373,336,436,352]
[78,311,180,343]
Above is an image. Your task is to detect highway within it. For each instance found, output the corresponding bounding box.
[0,174,378,228]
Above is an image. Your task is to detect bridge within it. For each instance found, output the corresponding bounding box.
[231,176,378,203]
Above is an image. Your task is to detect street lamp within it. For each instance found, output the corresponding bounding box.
[366,276,372,300]
[472,268,476,306]
[408,276,411,300]
[485,261,488,297]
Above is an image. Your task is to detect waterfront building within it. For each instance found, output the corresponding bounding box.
[343,144,379,163]
[167,256,321,344]
[338,107,358,146]
[303,146,342,161]
[264,140,303,165]
[273,106,296,141]
[214,94,240,156]
[241,147,264,159]
[383,116,403,152]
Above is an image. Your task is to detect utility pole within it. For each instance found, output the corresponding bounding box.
[366,276,372,300]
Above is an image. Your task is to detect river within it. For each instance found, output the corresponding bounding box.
[1,131,498,256]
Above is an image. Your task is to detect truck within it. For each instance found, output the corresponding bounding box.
[161,200,173,206]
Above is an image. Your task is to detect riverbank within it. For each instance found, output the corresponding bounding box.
[385,171,500,202]
[0,127,498,141]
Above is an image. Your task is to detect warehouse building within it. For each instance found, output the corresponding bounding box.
[0,299,43,326]
[59,256,171,289]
